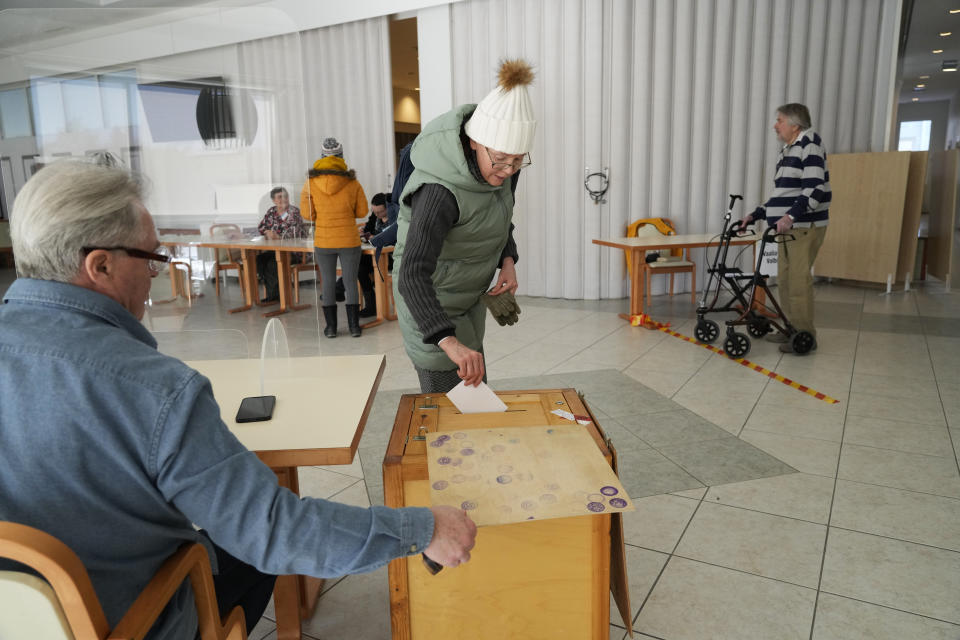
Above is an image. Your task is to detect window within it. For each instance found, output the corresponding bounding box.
[898,120,932,151]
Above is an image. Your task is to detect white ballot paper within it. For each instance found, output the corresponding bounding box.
[445,380,508,414]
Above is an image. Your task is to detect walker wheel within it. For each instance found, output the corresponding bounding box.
[694,319,720,344]
[792,331,815,355]
[723,332,751,358]
[747,319,771,338]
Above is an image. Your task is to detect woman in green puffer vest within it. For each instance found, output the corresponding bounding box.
[393,59,536,393]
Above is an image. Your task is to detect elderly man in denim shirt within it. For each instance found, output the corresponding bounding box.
[0,161,476,640]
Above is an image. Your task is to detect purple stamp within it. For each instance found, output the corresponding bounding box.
[521,500,537,511]
[453,432,467,439]
[429,440,444,448]
[600,486,619,496]
[461,500,477,510]
[432,480,449,490]
[496,475,512,484]
[609,498,627,508]
[586,502,605,512]
[460,448,475,456]
[437,456,452,465]
[587,493,604,503]
[451,458,463,466]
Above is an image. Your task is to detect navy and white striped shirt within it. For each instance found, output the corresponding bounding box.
[754,129,831,227]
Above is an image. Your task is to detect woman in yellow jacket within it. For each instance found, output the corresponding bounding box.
[300,137,368,337]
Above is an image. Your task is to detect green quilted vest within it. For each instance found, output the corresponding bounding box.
[393,104,515,370]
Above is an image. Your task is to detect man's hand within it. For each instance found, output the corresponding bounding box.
[489,257,518,296]
[438,337,484,386]
[424,506,478,567]
[775,216,794,234]
[736,215,753,235]
[265,229,280,240]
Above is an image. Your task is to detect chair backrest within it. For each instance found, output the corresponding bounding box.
[627,217,682,258]
[209,224,243,263]
[0,571,75,640]
[0,522,109,640]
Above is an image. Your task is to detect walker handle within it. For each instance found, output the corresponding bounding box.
[727,194,743,210]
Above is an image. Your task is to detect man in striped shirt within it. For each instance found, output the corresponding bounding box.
[743,103,831,353]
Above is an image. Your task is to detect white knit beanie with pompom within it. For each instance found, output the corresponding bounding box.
[464,59,536,155]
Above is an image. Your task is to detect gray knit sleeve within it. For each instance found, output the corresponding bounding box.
[397,183,460,344]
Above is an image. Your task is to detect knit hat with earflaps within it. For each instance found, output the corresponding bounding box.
[464,59,536,155]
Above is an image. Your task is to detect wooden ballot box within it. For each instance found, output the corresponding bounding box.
[383,389,628,640]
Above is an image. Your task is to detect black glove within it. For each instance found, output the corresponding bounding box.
[481,291,521,326]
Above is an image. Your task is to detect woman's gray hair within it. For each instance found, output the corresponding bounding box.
[10,160,146,282]
[777,103,812,130]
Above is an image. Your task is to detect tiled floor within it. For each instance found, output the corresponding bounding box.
[4,267,960,639]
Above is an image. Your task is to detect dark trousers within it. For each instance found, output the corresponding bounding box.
[199,533,277,636]
[255,252,279,299]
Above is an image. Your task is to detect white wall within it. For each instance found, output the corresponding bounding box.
[897,100,950,151]
[948,91,960,150]
[416,3,454,126]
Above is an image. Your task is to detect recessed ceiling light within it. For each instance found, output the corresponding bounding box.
[943,60,959,71]
[912,97,919,102]
[940,32,953,37]
[916,83,926,88]
[414,87,420,91]
[945,68,958,72]
[933,49,944,54]
[920,75,931,79]
[950,9,960,13]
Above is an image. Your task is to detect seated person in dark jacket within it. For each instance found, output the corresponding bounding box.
[357,192,393,316]
[256,186,306,303]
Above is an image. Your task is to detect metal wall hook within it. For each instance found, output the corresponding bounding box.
[584,167,609,205]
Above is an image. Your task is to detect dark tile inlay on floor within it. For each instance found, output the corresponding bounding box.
[358,370,796,504]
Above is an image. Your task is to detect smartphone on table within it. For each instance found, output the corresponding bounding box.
[236,395,276,423]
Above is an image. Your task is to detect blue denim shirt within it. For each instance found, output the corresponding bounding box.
[0,279,434,640]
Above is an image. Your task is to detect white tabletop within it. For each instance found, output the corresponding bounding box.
[186,355,385,466]
[593,233,759,250]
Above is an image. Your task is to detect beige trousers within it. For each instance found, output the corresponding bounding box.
[777,225,827,337]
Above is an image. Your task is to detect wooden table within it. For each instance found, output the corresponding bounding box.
[593,233,759,319]
[187,355,386,640]
[161,236,396,324]
[161,235,314,317]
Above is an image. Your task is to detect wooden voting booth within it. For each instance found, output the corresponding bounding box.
[383,389,631,639]
[814,151,927,287]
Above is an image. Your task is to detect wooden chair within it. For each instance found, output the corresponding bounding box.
[0,522,246,640]
[626,218,696,308]
[209,224,245,300]
[292,261,319,304]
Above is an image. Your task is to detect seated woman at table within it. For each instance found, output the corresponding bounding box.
[256,186,306,303]
[300,137,369,338]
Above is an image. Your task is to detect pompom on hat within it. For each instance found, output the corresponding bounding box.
[320,137,343,158]
[464,59,536,155]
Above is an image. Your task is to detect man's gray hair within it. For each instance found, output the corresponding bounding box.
[10,160,146,282]
[777,103,812,130]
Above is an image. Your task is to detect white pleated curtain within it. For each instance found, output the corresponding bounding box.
[237,16,395,197]
[451,0,900,300]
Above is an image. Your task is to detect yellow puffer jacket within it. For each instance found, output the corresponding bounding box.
[300,156,368,249]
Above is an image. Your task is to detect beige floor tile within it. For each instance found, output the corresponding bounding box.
[248,616,276,640]
[316,455,364,479]
[851,372,943,403]
[740,429,840,477]
[327,480,372,508]
[620,494,699,552]
[812,593,960,640]
[843,414,955,458]
[847,391,946,427]
[830,480,960,552]
[635,556,817,639]
[838,444,960,498]
[675,502,826,588]
[744,403,844,442]
[774,352,854,376]
[821,528,960,624]
[672,387,759,435]
[757,381,849,410]
[609,545,669,630]
[296,467,360,500]
[852,354,935,381]
[705,472,834,523]
[621,366,694,397]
